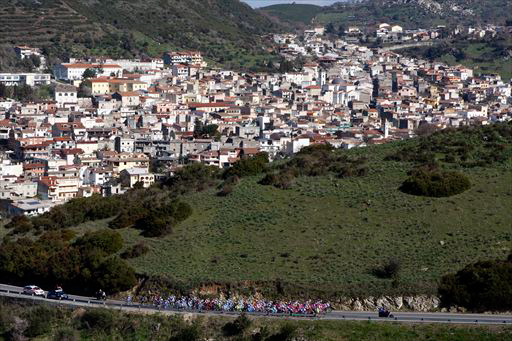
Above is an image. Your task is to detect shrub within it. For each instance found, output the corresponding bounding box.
[438,254,512,312]
[267,323,297,341]
[5,215,33,231]
[169,322,203,341]
[24,306,56,337]
[259,170,295,189]
[372,258,401,279]
[92,258,137,294]
[121,242,149,259]
[400,168,471,197]
[222,313,252,336]
[164,163,220,194]
[74,230,124,256]
[223,152,269,179]
[217,183,234,196]
[135,214,172,237]
[80,309,115,331]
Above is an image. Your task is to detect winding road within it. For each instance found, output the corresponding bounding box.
[1,284,511,325]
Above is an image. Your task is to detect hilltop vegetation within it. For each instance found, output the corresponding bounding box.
[316,0,512,29]
[402,36,512,81]
[2,124,511,303]
[259,4,324,26]
[0,0,282,70]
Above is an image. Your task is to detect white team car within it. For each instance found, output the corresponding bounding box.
[23,285,45,297]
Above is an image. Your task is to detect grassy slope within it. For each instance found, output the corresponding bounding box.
[120,140,512,297]
[440,42,512,81]
[259,4,323,26]
[401,38,512,81]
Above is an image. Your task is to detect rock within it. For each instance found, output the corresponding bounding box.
[352,299,363,311]
[439,240,445,246]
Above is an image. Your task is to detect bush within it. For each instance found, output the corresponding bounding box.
[267,323,297,341]
[80,309,115,331]
[135,214,172,237]
[259,170,295,189]
[372,258,401,279]
[217,183,234,196]
[223,152,269,179]
[5,215,32,232]
[438,254,512,312]
[121,242,149,259]
[400,168,471,197]
[24,306,56,337]
[222,313,251,336]
[169,322,203,341]
[93,258,137,294]
[74,230,124,256]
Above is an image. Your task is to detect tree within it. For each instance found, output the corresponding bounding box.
[337,24,346,36]
[82,68,97,79]
[439,255,512,311]
[78,80,92,97]
[74,230,124,256]
[92,258,137,294]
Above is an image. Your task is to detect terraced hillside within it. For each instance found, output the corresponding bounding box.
[0,1,99,47]
[0,0,282,69]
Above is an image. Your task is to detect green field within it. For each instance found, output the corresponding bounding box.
[2,298,511,340]
[117,139,512,298]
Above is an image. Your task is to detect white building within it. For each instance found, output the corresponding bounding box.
[53,63,123,81]
[8,199,56,216]
[0,73,51,86]
[55,85,78,107]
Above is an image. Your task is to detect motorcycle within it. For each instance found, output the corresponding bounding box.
[378,307,394,318]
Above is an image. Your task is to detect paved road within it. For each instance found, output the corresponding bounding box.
[1,284,512,325]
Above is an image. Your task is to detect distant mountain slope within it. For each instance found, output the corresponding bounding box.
[259,4,324,26]
[317,0,512,28]
[0,0,282,70]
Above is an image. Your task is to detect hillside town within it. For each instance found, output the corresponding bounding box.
[0,27,510,216]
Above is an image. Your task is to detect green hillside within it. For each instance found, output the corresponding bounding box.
[400,36,512,81]
[0,0,282,70]
[316,0,512,29]
[259,4,323,26]
[123,125,512,298]
[2,124,511,299]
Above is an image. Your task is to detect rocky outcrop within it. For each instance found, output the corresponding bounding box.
[333,295,441,312]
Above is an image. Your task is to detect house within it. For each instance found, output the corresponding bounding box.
[55,85,78,107]
[0,73,51,86]
[112,92,140,107]
[8,199,56,216]
[119,168,155,188]
[37,175,80,202]
[163,51,203,65]
[103,152,149,173]
[391,25,403,33]
[90,78,149,95]
[0,180,38,200]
